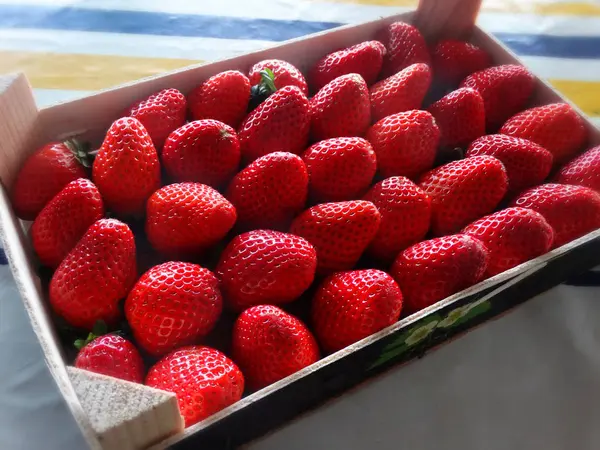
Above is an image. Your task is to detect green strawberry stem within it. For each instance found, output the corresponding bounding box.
[64,138,93,168]
[73,320,108,350]
[249,68,277,111]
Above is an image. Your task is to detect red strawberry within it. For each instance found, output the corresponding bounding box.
[310,40,386,91]
[226,152,307,231]
[146,346,244,427]
[500,103,587,166]
[431,40,491,86]
[391,234,489,314]
[419,156,508,236]
[460,64,535,130]
[555,145,600,193]
[217,230,316,312]
[92,117,160,217]
[466,134,553,194]
[146,182,236,256]
[31,178,104,268]
[302,137,376,203]
[232,305,320,390]
[312,269,403,353]
[462,207,554,276]
[188,70,251,128]
[126,262,222,357]
[363,176,431,261]
[310,74,371,141]
[370,63,431,122]
[12,141,88,220]
[367,110,440,179]
[427,87,485,148]
[162,120,240,188]
[290,200,381,274]
[249,59,308,96]
[379,21,430,77]
[510,183,600,248]
[125,88,186,151]
[49,219,137,330]
[238,85,310,162]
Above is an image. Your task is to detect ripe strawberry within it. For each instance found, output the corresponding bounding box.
[391,234,489,314]
[427,87,485,149]
[217,230,316,312]
[290,200,381,274]
[500,103,587,165]
[460,64,535,131]
[419,156,508,236]
[431,40,491,86]
[188,70,251,128]
[510,183,600,248]
[363,176,431,261]
[238,85,310,162]
[311,269,403,353]
[249,59,308,96]
[12,141,88,220]
[232,305,320,390]
[310,40,386,91]
[146,182,236,257]
[378,21,430,77]
[31,178,104,268]
[367,110,440,179]
[462,207,554,277]
[92,117,160,217]
[126,262,222,357]
[302,137,376,203]
[310,73,371,141]
[226,152,308,231]
[146,346,244,427]
[162,120,240,188]
[466,134,553,194]
[49,219,137,330]
[125,88,186,151]
[555,145,600,192]
[370,63,431,122]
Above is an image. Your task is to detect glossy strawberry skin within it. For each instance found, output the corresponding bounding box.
[419,156,508,236]
[188,70,251,128]
[302,137,376,203]
[312,269,403,353]
[232,305,320,390]
[555,145,600,192]
[391,234,489,314]
[31,178,104,268]
[431,40,491,86]
[49,219,137,330]
[250,59,308,95]
[217,230,316,312]
[379,21,430,77]
[75,334,145,383]
[146,346,244,427]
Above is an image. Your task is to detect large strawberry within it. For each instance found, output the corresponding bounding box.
[555,145,600,193]
[249,59,308,95]
[146,182,236,257]
[232,305,319,390]
[217,230,316,312]
[311,269,403,353]
[49,219,137,330]
[391,234,489,314]
[378,21,430,77]
[146,346,244,427]
[92,117,160,217]
[419,156,508,236]
[31,178,104,268]
[290,200,381,274]
[310,73,371,141]
[431,40,491,87]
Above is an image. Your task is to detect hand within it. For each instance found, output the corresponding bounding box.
[415,0,483,41]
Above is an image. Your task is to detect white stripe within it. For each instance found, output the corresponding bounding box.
[519,56,600,82]
[33,89,94,108]
[477,12,600,36]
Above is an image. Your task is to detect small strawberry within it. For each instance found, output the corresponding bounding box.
[302,137,376,203]
[555,145,600,193]
[310,74,371,141]
[419,156,508,236]
[370,63,431,122]
[188,70,251,128]
[367,110,440,179]
[217,230,316,312]
[249,59,308,96]
[49,219,137,330]
[431,40,491,87]
[391,234,489,314]
[226,152,308,231]
[31,178,104,268]
[232,305,320,390]
[290,200,381,274]
[162,120,240,188]
[311,269,403,353]
[146,346,244,427]
[378,21,430,77]
[146,182,236,257]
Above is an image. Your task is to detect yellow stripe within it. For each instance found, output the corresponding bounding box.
[548,79,600,117]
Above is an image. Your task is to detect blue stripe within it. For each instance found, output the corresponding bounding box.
[0,249,7,266]
[495,33,600,59]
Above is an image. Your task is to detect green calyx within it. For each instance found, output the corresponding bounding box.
[64,138,93,168]
[73,320,108,350]
[248,68,277,111]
